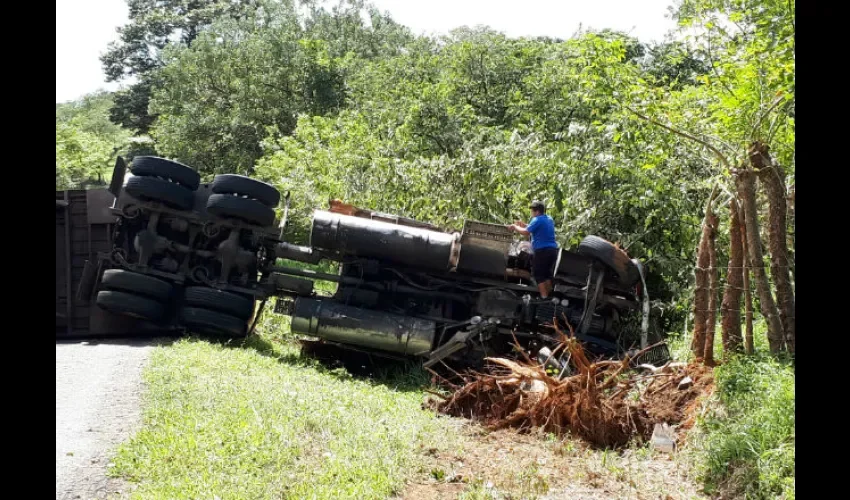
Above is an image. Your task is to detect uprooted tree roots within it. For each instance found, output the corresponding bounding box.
[429,328,713,448]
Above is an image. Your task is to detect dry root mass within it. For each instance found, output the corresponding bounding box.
[430,330,713,448]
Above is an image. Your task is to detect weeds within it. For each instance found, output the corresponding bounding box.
[691,353,794,499]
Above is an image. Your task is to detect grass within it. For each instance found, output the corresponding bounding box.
[109,324,704,500]
[666,320,795,499]
[690,353,795,499]
[110,335,459,499]
[457,481,498,500]
[110,297,792,499]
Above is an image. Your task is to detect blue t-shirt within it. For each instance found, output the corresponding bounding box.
[526,215,558,251]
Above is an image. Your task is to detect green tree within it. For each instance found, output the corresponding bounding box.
[56,123,117,189]
[101,0,257,132]
[57,92,131,189]
[148,0,414,175]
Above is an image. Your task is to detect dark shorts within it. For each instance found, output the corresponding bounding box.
[532,247,559,283]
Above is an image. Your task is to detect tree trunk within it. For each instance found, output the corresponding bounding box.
[704,213,719,365]
[691,189,718,361]
[787,183,795,289]
[721,197,744,355]
[742,218,754,355]
[750,142,795,355]
[736,168,784,354]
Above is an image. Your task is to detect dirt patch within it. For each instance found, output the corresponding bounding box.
[396,424,707,499]
[401,482,467,499]
[644,363,714,431]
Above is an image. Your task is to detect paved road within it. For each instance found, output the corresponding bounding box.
[56,340,154,500]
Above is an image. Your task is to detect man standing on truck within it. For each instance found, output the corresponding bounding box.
[508,200,559,298]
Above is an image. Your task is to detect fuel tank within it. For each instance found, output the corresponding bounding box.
[290,298,436,356]
[310,210,459,272]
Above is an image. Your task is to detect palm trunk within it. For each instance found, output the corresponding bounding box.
[721,197,744,355]
[736,167,784,354]
[742,219,754,355]
[691,189,718,361]
[750,142,795,355]
[787,183,795,296]
[704,216,719,365]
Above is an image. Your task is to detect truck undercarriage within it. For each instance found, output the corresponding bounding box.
[56,156,670,371]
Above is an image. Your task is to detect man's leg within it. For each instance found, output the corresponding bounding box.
[537,277,555,297]
[542,249,556,297]
[535,249,556,298]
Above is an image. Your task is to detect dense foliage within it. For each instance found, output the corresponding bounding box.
[56,92,131,189]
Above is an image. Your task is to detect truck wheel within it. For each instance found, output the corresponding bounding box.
[206,194,275,227]
[130,156,201,191]
[577,236,640,287]
[96,290,165,322]
[179,307,247,337]
[125,175,195,211]
[101,269,173,301]
[211,174,280,207]
[183,287,255,320]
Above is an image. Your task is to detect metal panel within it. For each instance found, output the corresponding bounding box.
[56,190,123,337]
[456,220,512,277]
[86,189,118,224]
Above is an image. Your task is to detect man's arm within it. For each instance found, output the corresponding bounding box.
[509,218,535,237]
[509,224,531,236]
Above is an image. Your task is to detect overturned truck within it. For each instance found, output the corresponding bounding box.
[56,156,669,368]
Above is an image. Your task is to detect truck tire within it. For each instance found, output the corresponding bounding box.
[130,156,201,191]
[577,236,640,287]
[206,194,275,227]
[179,307,247,337]
[101,269,173,301]
[96,290,165,322]
[211,174,280,207]
[125,175,195,211]
[183,287,255,320]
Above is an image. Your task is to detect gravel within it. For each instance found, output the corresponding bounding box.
[56,340,157,500]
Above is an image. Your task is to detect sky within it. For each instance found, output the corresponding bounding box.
[55,0,678,103]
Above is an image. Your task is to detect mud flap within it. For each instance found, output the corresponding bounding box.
[108,156,127,198]
[75,260,100,304]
